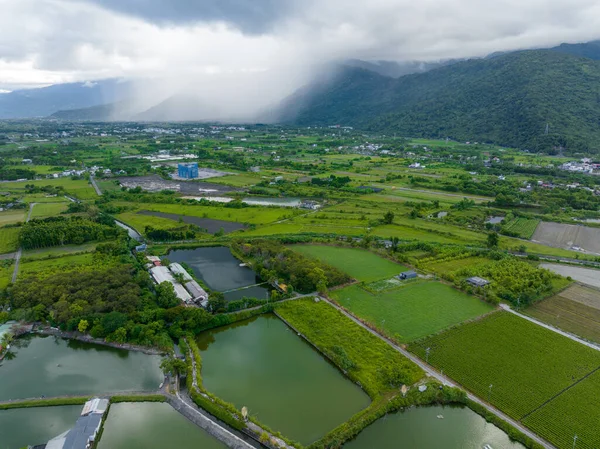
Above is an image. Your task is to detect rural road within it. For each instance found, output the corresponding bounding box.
[500,304,600,352]
[11,202,35,283]
[321,297,558,449]
[90,175,102,196]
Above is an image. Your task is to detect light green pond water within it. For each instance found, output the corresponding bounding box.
[96,402,228,449]
[0,334,163,401]
[0,405,81,449]
[197,314,371,445]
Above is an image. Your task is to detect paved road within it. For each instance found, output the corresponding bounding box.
[90,176,102,196]
[500,304,600,352]
[11,202,35,283]
[320,298,557,449]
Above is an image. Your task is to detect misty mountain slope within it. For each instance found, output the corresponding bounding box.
[51,99,140,121]
[135,93,222,122]
[550,40,600,60]
[0,79,130,119]
[282,50,600,151]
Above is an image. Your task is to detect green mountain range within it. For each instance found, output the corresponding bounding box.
[281,49,600,153]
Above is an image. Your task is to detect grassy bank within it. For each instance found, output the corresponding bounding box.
[0,396,90,410]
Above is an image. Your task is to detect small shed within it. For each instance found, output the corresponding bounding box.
[398,270,418,280]
[466,276,491,287]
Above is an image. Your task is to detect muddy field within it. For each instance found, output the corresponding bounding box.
[137,210,246,234]
[527,284,600,344]
[532,222,600,254]
[540,263,600,289]
[117,175,238,195]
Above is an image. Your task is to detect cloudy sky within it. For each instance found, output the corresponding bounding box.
[1,0,600,92]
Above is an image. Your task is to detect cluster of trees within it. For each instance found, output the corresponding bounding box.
[454,257,561,305]
[144,225,196,241]
[19,216,121,249]
[311,175,352,188]
[4,265,218,349]
[232,240,351,293]
[0,167,36,181]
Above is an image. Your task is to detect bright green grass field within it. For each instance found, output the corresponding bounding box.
[0,263,14,290]
[409,312,600,423]
[0,210,26,225]
[30,202,68,219]
[116,212,180,234]
[0,227,20,254]
[292,245,406,282]
[331,282,494,342]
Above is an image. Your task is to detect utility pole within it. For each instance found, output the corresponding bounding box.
[426,347,431,364]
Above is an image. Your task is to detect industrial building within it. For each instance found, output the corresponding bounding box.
[146,257,209,306]
[45,398,108,449]
[169,263,209,306]
[178,162,199,179]
[150,265,193,303]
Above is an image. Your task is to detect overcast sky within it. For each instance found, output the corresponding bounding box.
[1,0,600,91]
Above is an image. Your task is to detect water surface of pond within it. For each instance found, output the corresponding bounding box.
[167,246,267,295]
[0,335,162,401]
[97,402,227,449]
[0,405,81,449]
[344,405,526,449]
[197,315,370,445]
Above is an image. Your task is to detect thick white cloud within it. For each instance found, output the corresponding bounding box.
[1,0,600,106]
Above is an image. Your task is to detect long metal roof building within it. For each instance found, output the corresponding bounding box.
[169,263,209,304]
[150,265,192,303]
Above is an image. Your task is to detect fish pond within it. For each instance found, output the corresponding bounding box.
[197,314,371,445]
[344,405,526,449]
[0,405,82,449]
[167,246,269,300]
[97,402,227,449]
[0,335,163,401]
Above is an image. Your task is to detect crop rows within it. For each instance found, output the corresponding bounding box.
[523,369,600,449]
[502,217,540,239]
[409,312,600,422]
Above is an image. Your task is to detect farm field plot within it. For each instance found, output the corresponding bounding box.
[0,210,26,225]
[207,174,260,187]
[292,245,406,282]
[423,256,490,275]
[372,224,468,245]
[112,202,291,224]
[502,217,540,239]
[0,227,20,254]
[19,253,96,279]
[22,242,97,260]
[0,262,13,289]
[3,178,97,200]
[30,202,68,218]
[409,312,600,421]
[522,369,600,449]
[540,263,600,289]
[331,282,494,342]
[116,212,182,233]
[532,222,600,254]
[526,284,600,344]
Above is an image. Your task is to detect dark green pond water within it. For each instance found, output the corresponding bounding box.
[0,335,162,401]
[167,246,269,299]
[344,406,526,449]
[97,402,227,449]
[0,405,81,449]
[197,315,371,445]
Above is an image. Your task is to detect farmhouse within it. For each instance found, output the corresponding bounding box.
[169,262,209,306]
[398,270,418,280]
[466,276,491,287]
